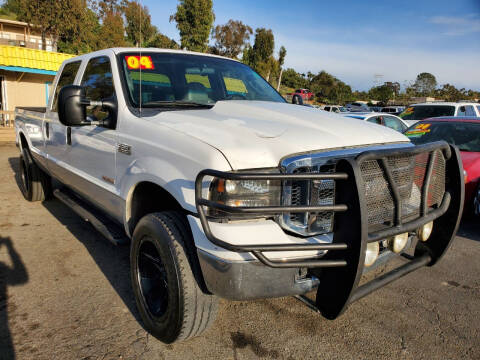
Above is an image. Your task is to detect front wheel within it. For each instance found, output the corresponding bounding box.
[130,212,218,343]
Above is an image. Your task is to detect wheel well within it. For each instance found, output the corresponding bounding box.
[127,182,183,235]
[19,132,28,150]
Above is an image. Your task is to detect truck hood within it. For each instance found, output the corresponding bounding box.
[154,101,409,169]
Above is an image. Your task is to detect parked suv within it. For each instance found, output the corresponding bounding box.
[399,102,480,126]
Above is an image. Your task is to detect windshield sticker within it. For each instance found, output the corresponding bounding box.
[125,56,154,70]
[405,123,431,136]
[400,107,414,118]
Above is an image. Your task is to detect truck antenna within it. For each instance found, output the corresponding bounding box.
[139,0,142,115]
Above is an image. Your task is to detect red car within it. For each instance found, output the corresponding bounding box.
[405,117,480,216]
[286,88,314,104]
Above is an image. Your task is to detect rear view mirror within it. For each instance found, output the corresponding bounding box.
[58,85,87,126]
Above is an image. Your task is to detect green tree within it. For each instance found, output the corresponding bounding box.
[0,0,20,19]
[243,28,275,80]
[276,46,286,91]
[309,71,352,104]
[281,68,308,89]
[414,72,437,96]
[147,32,179,49]
[97,0,121,17]
[123,0,155,47]
[58,7,102,54]
[15,0,86,50]
[435,84,463,102]
[352,90,369,101]
[211,20,252,58]
[368,85,393,105]
[252,28,274,65]
[98,9,127,48]
[170,0,214,52]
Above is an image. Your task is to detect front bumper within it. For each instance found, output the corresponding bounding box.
[195,141,464,318]
[197,249,320,300]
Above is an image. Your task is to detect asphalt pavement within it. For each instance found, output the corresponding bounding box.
[0,143,478,360]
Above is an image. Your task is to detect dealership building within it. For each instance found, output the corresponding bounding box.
[0,18,73,121]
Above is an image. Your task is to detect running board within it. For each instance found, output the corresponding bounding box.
[53,189,129,246]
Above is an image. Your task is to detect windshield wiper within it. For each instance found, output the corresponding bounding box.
[141,100,214,109]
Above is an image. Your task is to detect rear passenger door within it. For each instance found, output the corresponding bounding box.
[45,60,82,181]
[61,56,118,214]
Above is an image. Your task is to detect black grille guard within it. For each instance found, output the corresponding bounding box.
[194,141,464,318]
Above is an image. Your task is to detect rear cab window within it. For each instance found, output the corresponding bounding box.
[51,61,82,112]
[399,105,455,120]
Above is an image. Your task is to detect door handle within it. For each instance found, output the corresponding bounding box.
[45,122,49,139]
[67,127,71,145]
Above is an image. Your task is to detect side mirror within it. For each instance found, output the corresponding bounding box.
[58,85,118,128]
[58,85,87,126]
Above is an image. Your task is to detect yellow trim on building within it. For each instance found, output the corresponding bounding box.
[0,45,74,71]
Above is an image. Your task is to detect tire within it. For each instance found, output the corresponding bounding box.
[292,95,301,104]
[19,148,51,202]
[130,211,218,343]
[472,183,480,217]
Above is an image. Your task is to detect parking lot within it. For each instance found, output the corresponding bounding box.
[0,142,478,360]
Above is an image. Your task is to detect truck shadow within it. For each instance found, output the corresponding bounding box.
[7,157,142,326]
[41,200,141,321]
[0,236,29,360]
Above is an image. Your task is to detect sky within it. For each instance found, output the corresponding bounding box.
[142,0,480,91]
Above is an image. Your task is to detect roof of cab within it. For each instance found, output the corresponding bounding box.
[421,116,480,123]
[409,102,477,107]
[61,47,242,66]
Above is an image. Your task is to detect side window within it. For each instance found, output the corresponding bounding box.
[457,106,467,116]
[367,116,382,125]
[324,106,330,111]
[52,61,81,112]
[465,106,476,117]
[476,105,480,115]
[81,56,115,121]
[384,116,405,132]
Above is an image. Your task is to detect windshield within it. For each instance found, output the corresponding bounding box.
[120,52,285,108]
[405,121,480,152]
[399,105,455,120]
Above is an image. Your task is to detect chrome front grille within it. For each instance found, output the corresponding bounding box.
[278,143,446,237]
[282,163,336,236]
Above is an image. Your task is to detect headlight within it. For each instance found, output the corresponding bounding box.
[387,232,409,253]
[208,170,281,218]
[364,241,380,267]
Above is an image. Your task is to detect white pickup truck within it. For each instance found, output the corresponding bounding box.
[15,48,464,343]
